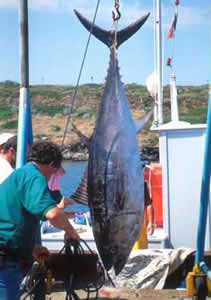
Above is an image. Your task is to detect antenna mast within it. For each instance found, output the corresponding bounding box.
[156,0,163,125]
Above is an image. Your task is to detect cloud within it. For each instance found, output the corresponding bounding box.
[31,0,59,10]
[177,6,208,27]
[163,4,209,29]
[0,0,17,8]
[0,0,208,28]
[63,0,152,29]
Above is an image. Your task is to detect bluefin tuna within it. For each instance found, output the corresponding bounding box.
[73,10,151,275]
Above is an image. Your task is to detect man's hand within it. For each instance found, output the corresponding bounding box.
[33,245,50,260]
[64,226,80,243]
[46,206,80,243]
[147,222,155,235]
[57,197,76,210]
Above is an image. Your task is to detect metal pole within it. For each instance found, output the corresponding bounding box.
[195,86,211,265]
[20,0,29,87]
[170,72,179,122]
[156,0,163,125]
[16,0,33,168]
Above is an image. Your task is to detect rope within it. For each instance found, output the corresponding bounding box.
[20,239,105,299]
[63,239,105,300]
[167,0,179,70]
[61,0,101,147]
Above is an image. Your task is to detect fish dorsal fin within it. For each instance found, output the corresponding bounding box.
[72,123,90,146]
[135,110,153,133]
[74,9,150,49]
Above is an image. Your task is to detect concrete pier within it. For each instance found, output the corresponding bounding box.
[43,289,195,299]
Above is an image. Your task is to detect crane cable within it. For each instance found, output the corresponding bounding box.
[61,0,101,147]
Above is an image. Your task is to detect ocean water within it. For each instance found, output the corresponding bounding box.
[60,159,146,213]
[60,160,88,212]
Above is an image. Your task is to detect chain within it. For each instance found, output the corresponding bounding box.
[111,0,121,49]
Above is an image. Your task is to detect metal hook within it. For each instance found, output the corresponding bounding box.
[112,0,121,22]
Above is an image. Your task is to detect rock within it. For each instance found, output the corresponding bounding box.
[51,125,61,132]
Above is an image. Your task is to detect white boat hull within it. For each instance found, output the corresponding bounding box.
[41,215,98,252]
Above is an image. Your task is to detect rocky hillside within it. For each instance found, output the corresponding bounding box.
[0,81,208,161]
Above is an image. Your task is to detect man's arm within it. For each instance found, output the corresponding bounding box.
[144,180,155,236]
[146,204,155,235]
[57,196,76,210]
[45,206,80,241]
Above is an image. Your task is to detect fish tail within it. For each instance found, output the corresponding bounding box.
[74,10,150,49]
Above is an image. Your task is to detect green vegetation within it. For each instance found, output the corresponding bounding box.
[0,81,208,125]
[30,86,61,100]
[72,107,97,119]
[180,107,208,124]
[0,81,19,101]
[0,105,13,120]
[33,104,65,116]
[0,120,18,129]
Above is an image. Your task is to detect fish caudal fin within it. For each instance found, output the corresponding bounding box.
[74,9,150,49]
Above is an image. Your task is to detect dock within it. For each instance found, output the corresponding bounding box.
[41,289,206,299]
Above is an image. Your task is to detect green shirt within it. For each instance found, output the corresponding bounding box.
[0,162,56,259]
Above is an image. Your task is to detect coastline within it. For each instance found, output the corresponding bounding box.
[59,142,159,162]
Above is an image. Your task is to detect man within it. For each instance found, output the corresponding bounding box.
[48,166,75,208]
[0,133,14,153]
[48,166,66,203]
[0,134,17,184]
[133,180,155,249]
[0,141,79,300]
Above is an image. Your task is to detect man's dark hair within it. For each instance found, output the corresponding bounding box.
[28,141,63,168]
[3,136,17,153]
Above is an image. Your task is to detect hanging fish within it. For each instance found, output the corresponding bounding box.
[73,9,151,275]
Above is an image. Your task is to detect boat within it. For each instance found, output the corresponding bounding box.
[41,218,168,251]
[41,205,169,251]
[41,212,98,252]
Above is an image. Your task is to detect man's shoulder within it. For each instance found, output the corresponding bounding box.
[0,156,12,168]
[15,162,43,182]
[0,156,14,184]
[17,162,37,173]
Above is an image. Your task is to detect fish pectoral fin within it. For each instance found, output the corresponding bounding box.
[71,168,88,205]
[72,123,90,146]
[135,110,153,133]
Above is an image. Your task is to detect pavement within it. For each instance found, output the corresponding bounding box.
[30,288,198,300]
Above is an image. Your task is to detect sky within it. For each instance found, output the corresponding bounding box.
[0,0,210,86]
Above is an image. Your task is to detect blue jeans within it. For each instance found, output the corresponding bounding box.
[0,262,23,300]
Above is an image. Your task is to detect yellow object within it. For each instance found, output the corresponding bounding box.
[186,271,196,296]
[45,269,54,294]
[133,215,148,250]
[207,278,211,296]
[186,265,207,297]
